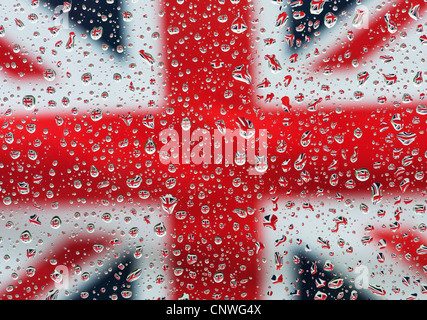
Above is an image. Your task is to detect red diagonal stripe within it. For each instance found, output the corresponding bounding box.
[314,0,425,71]
[371,227,427,278]
[0,235,112,300]
[0,37,45,79]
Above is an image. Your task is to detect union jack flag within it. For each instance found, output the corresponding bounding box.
[0,0,426,302]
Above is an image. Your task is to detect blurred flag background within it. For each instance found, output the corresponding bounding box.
[0,0,426,300]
